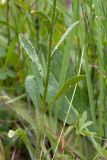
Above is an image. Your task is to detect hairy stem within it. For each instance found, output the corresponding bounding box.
[43,0,57,108]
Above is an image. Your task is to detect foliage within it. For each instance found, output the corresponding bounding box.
[0,0,107,160]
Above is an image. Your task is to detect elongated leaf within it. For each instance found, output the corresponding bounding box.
[19,34,43,77]
[52,21,79,56]
[79,111,87,129]
[46,73,78,124]
[50,75,85,105]
[80,121,93,130]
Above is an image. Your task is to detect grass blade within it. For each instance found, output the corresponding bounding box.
[52,21,79,56]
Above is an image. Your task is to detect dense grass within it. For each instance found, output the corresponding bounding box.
[0,0,107,159]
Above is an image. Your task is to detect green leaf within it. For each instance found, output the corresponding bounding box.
[0,69,7,80]
[52,21,79,56]
[51,49,64,81]
[19,34,44,77]
[0,68,16,80]
[80,121,93,130]
[58,97,78,124]
[25,75,43,110]
[46,73,78,124]
[50,75,85,105]
[6,69,16,78]
[0,47,6,58]
[82,130,96,137]
[79,111,87,129]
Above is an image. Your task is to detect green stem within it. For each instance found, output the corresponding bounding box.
[43,0,57,107]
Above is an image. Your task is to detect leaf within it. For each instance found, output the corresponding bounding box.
[6,69,16,78]
[46,73,78,124]
[79,111,87,129]
[0,69,7,80]
[25,75,43,110]
[80,121,93,130]
[47,73,59,103]
[0,68,16,80]
[19,34,44,77]
[0,47,6,58]
[58,97,78,124]
[82,130,96,137]
[51,49,64,81]
[50,75,85,105]
[52,21,79,56]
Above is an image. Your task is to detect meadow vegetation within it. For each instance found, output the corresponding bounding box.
[0,0,107,159]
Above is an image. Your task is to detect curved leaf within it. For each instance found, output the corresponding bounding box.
[52,21,79,56]
[50,75,85,105]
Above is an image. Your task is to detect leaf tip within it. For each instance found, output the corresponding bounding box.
[19,34,24,40]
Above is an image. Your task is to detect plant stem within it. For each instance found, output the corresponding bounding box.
[43,0,57,107]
